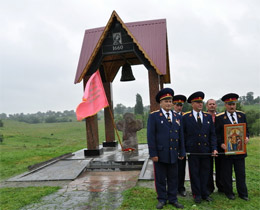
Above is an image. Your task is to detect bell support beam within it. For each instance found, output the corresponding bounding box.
[148,69,160,112]
[103,82,118,147]
[83,76,103,156]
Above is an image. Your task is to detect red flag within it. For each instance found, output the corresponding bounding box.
[76,70,109,121]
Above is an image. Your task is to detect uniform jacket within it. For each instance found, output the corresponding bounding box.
[182,111,217,153]
[215,110,249,159]
[147,109,186,164]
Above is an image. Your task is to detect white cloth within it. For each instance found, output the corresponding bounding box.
[193,110,203,123]
[161,108,172,121]
[227,111,238,124]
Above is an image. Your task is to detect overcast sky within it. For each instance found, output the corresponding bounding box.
[1,0,259,115]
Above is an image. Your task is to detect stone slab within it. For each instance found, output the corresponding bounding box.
[8,160,91,181]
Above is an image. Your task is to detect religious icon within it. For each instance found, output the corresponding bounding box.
[224,123,247,155]
[113,32,122,45]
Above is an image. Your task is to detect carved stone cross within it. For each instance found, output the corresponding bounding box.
[116,113,143,150]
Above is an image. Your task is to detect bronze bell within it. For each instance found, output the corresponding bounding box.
[120,63,135,82]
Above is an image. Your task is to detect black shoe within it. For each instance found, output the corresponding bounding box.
[171,202,184,209]
[239,196,249,201]
[179,190,187,197]
[203,196,213,202]
[194,197,201,203]
[156,201,165,209]
[226,194,235,200]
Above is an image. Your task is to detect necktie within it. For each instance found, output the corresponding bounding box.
[231,113,237,124]
[197,112,202,127]
[166,112,172,124]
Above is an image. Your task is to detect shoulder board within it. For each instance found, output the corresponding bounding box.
[182,111,190,116]
[236,110,245,114]
[216,112,225,117]
[150,110,160,114]
[203,112,209,115]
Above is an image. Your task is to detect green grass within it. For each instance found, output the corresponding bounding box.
[0,119,147,180]
[118,137,260,210]
[217,104,260,112]
[0,186,60,210]
[0,120,87,180]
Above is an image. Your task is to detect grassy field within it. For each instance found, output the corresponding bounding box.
[217,104,260,112]
[0,119,147,180]
[0,120,259,210]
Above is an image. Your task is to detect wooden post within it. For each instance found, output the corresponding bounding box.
[148,69,160,112]
[159,75,164,90]
[83,76,103,156]
[103,82,117,147]
[85,114,99,150]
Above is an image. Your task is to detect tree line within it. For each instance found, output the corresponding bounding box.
[0,110,75,124]
[0,92,259,136]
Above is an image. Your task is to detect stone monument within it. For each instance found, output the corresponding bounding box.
[116,113,143,150]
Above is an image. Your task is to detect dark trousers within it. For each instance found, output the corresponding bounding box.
[188,156,210,199]
[207,156,225,193]
[215,156,224,192]
[154,161,178,203]
[221,157,248,197]
[207,157,215,193]
[178,157,186,192]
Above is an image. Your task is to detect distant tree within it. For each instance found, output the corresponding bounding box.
[239,96,247,105]
[215,99,223,107]
[182,103,191,112]
[236,102,244,112]
[0,120,3,127]
[125,106,134,113]
[134,94,144,115]
[144,105,150,113]
[0,113,7,120]
[254,96,260,104]
[28,115,41,124]
[246,92,254,105]
[114,104,126,115]
[45,116,57,123]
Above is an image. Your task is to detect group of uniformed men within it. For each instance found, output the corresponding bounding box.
[147,88,249,209]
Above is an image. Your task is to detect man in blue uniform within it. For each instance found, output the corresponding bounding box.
[182,91,218,203]
[147,88,186,209]
[172,94,187,197]
[215,93,249,201]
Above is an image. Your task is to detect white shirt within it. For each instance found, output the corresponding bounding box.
[193,110,203,123]
[227,111,238,124]
[161,108,172,121]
